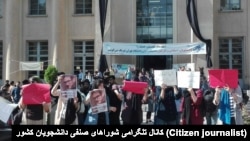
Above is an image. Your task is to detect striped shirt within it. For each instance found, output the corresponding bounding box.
[229,94,235,117]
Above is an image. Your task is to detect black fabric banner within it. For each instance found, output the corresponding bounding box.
[98,0,109,73]
[186,0,213,68]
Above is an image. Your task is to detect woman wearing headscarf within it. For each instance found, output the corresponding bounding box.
[121,73,148,125]
[180,87,204,125]
[51,75,80,125]
[213,84,243,125]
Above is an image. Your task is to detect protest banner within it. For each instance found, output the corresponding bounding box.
[22,83,51,104]
[122,81,148,94]
[0,97,18,123]
[177,71,200,89]
[89,89,108,114]
[208,69,238,88]
[111,64,135,78]
[154,69,177,86]
[103,42,206,55]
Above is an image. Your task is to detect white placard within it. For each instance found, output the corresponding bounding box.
[177,71,200,89]
[61,90,77,99]
[0,97,18,123]
[154,69,177,86]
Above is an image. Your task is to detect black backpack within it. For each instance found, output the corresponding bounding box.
[202,89,218,114]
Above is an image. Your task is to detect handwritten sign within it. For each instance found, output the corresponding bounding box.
[61,90,77,99]
[0,97,18,123]
[103,42,206,55]
[154,69,177,86]
[208,69,238,88]
[22,83,51,104]
[122,81,148,94]
[177,71,200,89]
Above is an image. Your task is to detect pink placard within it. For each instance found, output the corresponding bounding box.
[22,83,51,104]
[208,69,238,88]
[122,81,148,94]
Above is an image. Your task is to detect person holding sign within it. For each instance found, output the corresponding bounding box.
[89,89,106,113]
[180,87,204,125]
[154,83,180,125]
[213,84,243,125]
[51,75,80,125]
[121,74,148,125]
[18,76,51,125]
[84,79,117,125]
[106,75,123,125]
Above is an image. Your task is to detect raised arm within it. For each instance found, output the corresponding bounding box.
[51,75,62,96]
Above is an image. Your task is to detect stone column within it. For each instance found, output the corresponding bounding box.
[51,0,68,72]
[5,0,20,81]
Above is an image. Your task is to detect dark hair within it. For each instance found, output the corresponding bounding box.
[57,72,65,76]
[22,79,30,85]
[80,79,90,85]
[29,76,42,83]
[93,79,104,89]
[131,72,139,82]
[10,81,15,85]
[109,75,115,80]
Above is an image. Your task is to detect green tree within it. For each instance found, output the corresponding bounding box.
[44,65,58,85]
[44,65,58,125]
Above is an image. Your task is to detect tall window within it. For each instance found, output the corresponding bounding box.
[29,0,46,15]
[0,42,2,80]
[75,0,92,14]
[74,41,94,74]
[136,0,173,69]
[220,0,241,10]
[219,37,243,78]
[27,41,48,79]
[0,0,2,17]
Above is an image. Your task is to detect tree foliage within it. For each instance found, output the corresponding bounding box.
[44,65,58,85]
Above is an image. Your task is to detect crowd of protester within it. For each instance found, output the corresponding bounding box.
[0,65,245,125]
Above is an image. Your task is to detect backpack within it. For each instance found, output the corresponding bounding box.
[241,89,249,105]
[201,89,218,115]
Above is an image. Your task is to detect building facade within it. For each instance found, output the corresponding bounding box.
[0,0,249,89]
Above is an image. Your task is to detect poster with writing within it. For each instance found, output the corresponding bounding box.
[111,64,135,78]
[0,97,18,123]
[122,81,148,94]
[177,71,200,89]
[60,90,77,99]
[172,63,195,71]
[154,69,177,86]
[22,83,51,104]
[90,89,108,114]
[208,69,238,88]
